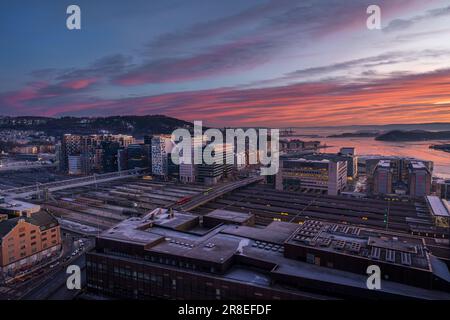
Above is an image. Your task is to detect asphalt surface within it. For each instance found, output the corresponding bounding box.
[22,254,86,300]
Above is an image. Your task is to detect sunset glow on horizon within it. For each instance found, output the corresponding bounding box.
[1,0,450,127]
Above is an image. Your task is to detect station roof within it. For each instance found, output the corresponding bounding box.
[426,196,449,217]
[205,209,253,224]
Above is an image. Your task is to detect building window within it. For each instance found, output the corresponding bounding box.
[306,253,315,264]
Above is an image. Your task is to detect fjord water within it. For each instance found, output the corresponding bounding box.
[292,128,450,179]
[320,137,450,178]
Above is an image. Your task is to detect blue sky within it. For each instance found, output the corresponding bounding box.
[1,0,450,127]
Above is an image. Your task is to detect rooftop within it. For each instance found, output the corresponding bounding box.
[410,160,428,170]
[0,200,41,215]
[378,160,391,168]
[285,220,431,271]
[94,208,450,299]
[0,210,58,239]
[204,209,253,224]
[426,196,450,217]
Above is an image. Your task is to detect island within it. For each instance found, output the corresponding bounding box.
[430,144,450,153]
[375,130,450,141]
[328,132,379,138]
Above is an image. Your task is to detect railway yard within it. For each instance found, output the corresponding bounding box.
[192,184,448,238]
[1,174,449,298]
[32,178,209,232]
[0,167,76,190]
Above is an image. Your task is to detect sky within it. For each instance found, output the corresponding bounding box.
[1,0,450,127]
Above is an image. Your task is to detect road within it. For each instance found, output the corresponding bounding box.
[0,233,93,300]
[22,254,86,300]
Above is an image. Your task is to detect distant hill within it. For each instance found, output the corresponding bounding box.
[375,130,450,141]
[0,115,193,137]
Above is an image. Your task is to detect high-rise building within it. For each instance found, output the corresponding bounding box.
[178,136,203,183]
[60,134,134,175]
[435,179,450,200]
[68,155,82,175]
[101,141,121,173]
[197,143,233,185]
[408,161,432,197]
[373,160,393,195]
[151,135,174,178]
[368,158,432,198]
[339,148,358,178]
[127,144,146,169]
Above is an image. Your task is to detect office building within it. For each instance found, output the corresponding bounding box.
[60,134,134,175]
[372,160,393,195]
[339,148,358,178]
[68,155,82,175]
[408,161,432,197]
[117,144,150,171]
[86,208,450,300]
[435,179,450,200]
[368,158,432,198]
[275,156,347,195]
[197,143,233,185]
[179,161,197,183]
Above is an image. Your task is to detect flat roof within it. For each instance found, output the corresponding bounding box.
[94,208,450,299]
[0,200,40,213]
[378,160,391,168]
[426,196,450,217]
[285,220,430,271]
[222,221,299,244]
[284,158,330,163]
[150,233,240,264]
[205,209,253,223]
[410,161,427,169]
[101,217,164,246]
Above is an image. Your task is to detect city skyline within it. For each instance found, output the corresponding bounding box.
[1,1,450,127]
